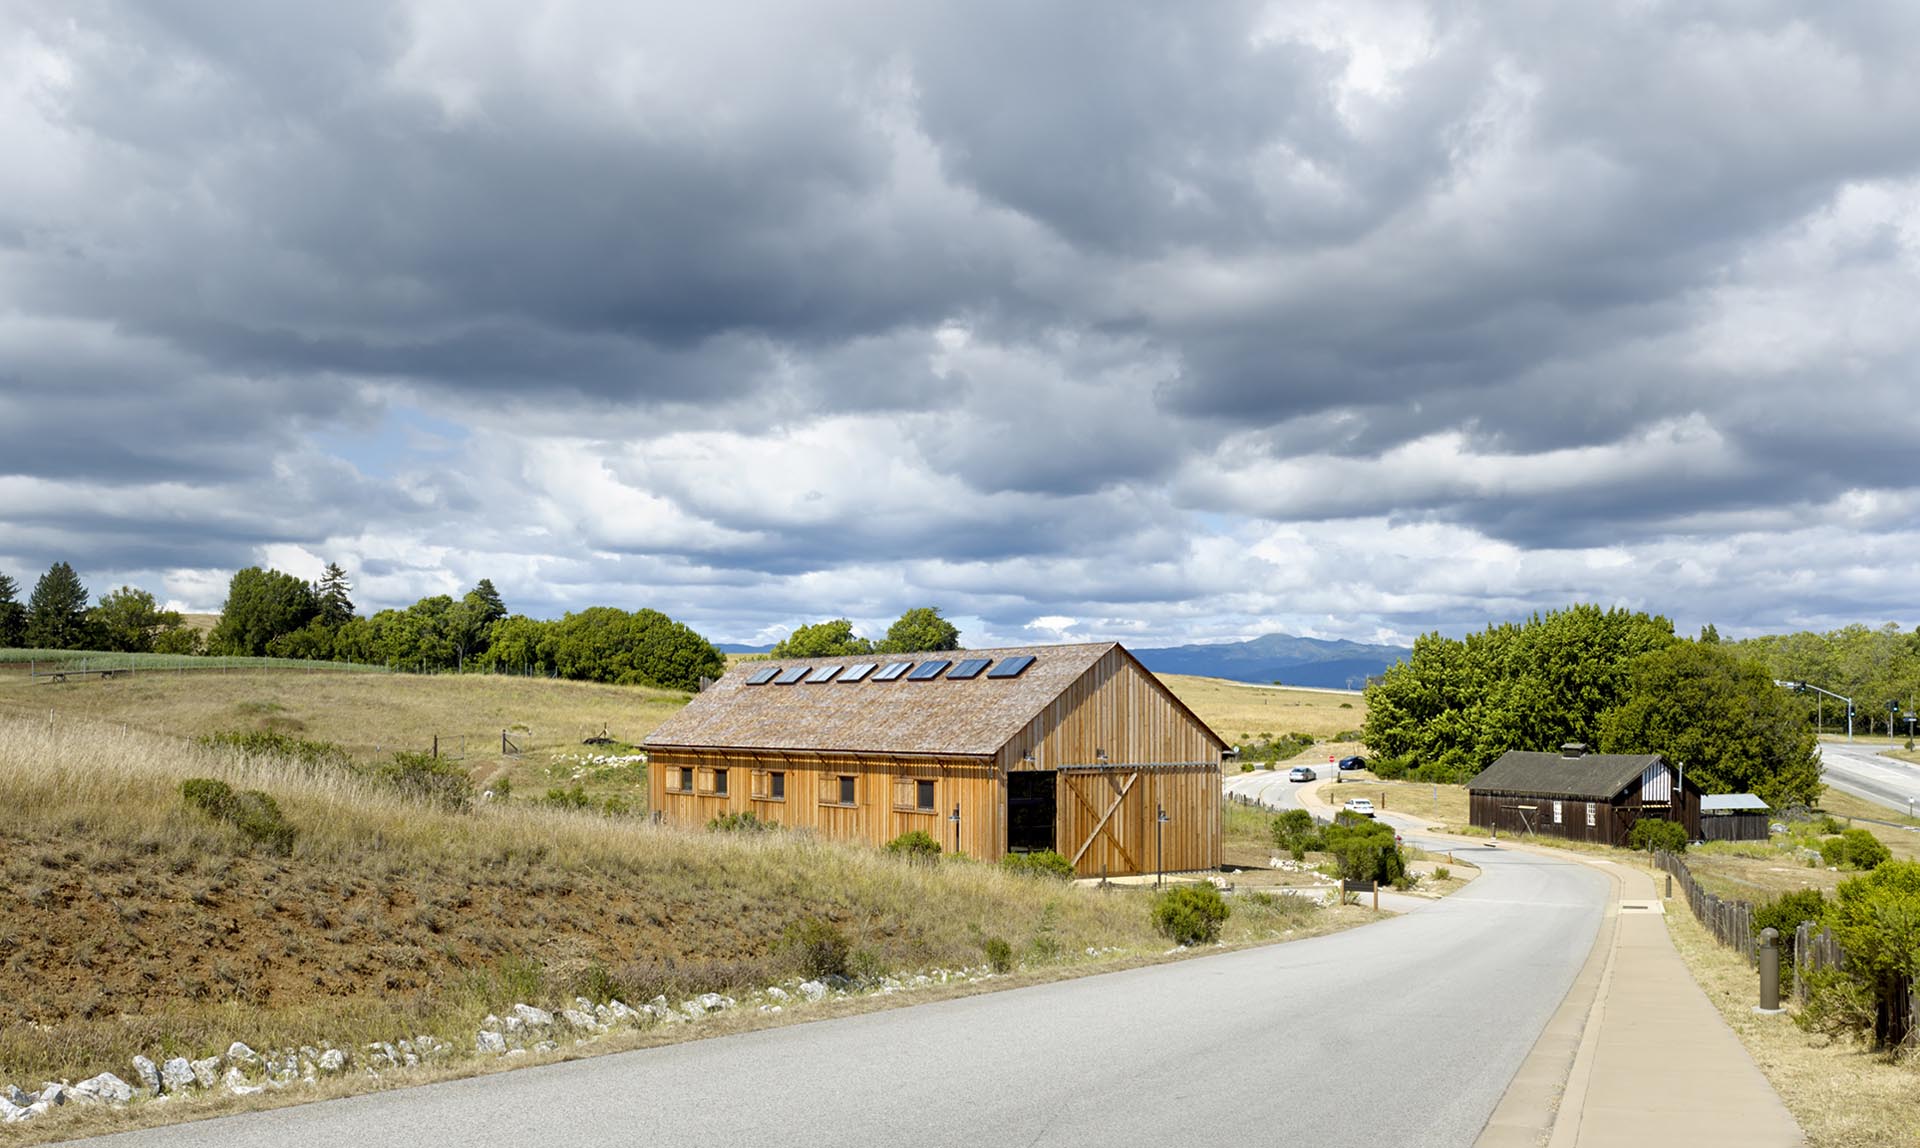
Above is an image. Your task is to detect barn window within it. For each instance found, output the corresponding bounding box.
[821,774,858,806]
[1552,800,1563,824]
[673,768,695,793]
[712,769,729,796]
[893,775,937,812]
[1586,802,1596,827]
[753,770,786,800]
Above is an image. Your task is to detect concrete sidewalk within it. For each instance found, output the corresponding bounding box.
[1543,860,1802,1147]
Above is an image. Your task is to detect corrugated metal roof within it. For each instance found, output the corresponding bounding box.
[1701,793,1771,812]
[644,642,1124,757]
[1469,751,1666,800]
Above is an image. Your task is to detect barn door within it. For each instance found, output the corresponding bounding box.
[1006,770,1056,853]
[1065,770,1140,873]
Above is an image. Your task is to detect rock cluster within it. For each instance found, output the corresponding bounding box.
[4,966,1006,1126]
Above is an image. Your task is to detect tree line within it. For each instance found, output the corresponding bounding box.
[0,563,201,654]
[1362,604,1824,808]
[1734,623,1920,737]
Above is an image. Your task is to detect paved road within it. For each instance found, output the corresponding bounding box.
[1817,740,1920,818]
[82,845,1605,1148]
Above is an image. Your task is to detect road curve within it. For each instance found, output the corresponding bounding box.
[80,850,1606,1147]
[1817,740,1920,817]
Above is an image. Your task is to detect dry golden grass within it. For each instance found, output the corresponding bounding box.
[0,710,1355,1129]
[1664,893,1920,1148]
[1160,675,1365,744]
[1816,788,1920,838]
[1316,778,1470,825]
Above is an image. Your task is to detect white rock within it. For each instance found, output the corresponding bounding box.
[131,1055,162,1093]
[38,1082,68,1107]
[318,1049,347,1074]
[190,1058,222,1090]
[504,1048,528,1058]
[561,1008,597,1030]
[512,1003,555,1028]
[606,1000,639,1024]
[73,1072,135,1105]
[503,1016,525,1034]
[531,1040,556,1053]
[222,1067,264,1096]
[160,1058,196,1093]
[475,1031,508,1055]
[1,1086,27,1107]
[798,980,828,1002]
[0,1097,26,1124]
[765,986,790,1002]
[480,1014,504,1032]
[226,1042,261,1067]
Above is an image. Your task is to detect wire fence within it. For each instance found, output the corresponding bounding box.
[0,651,391,679]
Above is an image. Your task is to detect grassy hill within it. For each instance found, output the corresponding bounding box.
[0,668,1354,1136]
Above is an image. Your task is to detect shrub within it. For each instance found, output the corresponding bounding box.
[981,936,1014,973]
[884,830,943,862]
[1802,861,1920,1048]
[1751,888,1825,969]
[197,729,351,771]
[848,948,886,983]
[708,810,776,833]
[1627,817,1688,854]
[1000,850,1075,880]
[1151,884,1232,945]
[180,778,297,855]
[1323,819,1405,885]
[1815,815,1846,835]
[1368,756,1410,780]
[1822,829,1891,871]
[780,917,851,980]
[1390,871,1421,891]
[491,776,513,801]
[541,784,593,811]
[1433,866,1451,881]
[1237,732,1316,763]
[1270,809,1317,854]
[369,751,473,811]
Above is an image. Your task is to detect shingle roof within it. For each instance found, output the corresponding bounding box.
[1701,793,1771,812]
[644,643,1125,757]
[1468,751,1666,800]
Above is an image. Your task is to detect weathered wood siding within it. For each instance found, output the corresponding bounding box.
[994,646,1223,773]
[648,748,1003,859]
[1057,763,1221,877]
[1469,779,1702,846]
[1701,811,1770,842]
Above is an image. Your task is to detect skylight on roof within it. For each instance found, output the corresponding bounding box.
[745,666,780,685]
[873,662,912,682]
[807,665,841,683]
[986,655,1036,679]
[775,666,810,684]
[947,658,991,680]
[841,663,876,682]
[907,660,951,681]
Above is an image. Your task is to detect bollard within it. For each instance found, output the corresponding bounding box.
[1756,928,1784,1014]
[1665,873,1672,899]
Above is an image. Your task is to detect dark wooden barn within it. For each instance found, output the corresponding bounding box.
[1468,743,1702,845]
[1699,794,1772,842]
[645,643,1228,877]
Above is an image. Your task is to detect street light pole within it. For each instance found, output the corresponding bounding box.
[1156,803,1169,888]
[1776,680,1854,741]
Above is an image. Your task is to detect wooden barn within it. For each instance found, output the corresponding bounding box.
[1468,743,1702,845]
[644,643,1227,877]
[1699,794,1772,842]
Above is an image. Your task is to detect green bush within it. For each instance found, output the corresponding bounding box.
[1814,815,1846,835]
[781,917,851,980]
[1000,850,1075,880]
[541,784,593,810]
[1239,732,1317,763]
[1627,817,1688,854]
[1390,871,1422,891]
[884,830,943,862]
[848,948,886,983]
[1822,829,1891,871]
[1433,866,1451,881]
[491,777,513,801]
[1803,861,1920,1049]
[1751,888,1825,969]
[1323,819,1406,885]
[1368,756,1410,780]
[1151,884,1232,945]
[1270,809,1317,855]
[197,729,352,771]
[981,936,1014,973]
[180,778,297,855]
[370,751,474,811]
[708,810,776,833]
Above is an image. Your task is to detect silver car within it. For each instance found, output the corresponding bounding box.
[1288,766,1316,782]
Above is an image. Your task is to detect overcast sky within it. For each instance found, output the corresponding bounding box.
[4,2,1919,649]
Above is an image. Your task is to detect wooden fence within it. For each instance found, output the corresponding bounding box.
[1657,850,1914,1047]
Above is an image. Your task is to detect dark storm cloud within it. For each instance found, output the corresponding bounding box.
[5,1,1920,639]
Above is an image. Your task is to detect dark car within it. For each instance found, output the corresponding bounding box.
[1337,755,1367,771]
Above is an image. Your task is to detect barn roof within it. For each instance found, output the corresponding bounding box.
[1701,793,1770,812]
[1468,751,1667,800]
[645,642,1205,758]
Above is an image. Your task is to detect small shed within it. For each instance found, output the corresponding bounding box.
[1699,794,1771,842]
[644,643,1228,877]
[1468,743,1702,845]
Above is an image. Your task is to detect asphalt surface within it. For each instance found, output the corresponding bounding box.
[82,783,1605,1148]
[1815,740,1920,818]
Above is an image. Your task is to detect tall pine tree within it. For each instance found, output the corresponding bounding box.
[0,571,25,647]
[25,562,94,649]
[315,562,356,628]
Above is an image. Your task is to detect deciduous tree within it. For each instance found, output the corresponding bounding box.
[770,619,872,658]
[876,606,961,654]
[208,567,318,656]
[91,586,184,653]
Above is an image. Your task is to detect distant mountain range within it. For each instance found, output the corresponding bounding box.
[1131,633,1408,689]
[719,633,1406,689]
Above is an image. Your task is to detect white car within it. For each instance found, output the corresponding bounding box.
[1342,798,1376,818]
